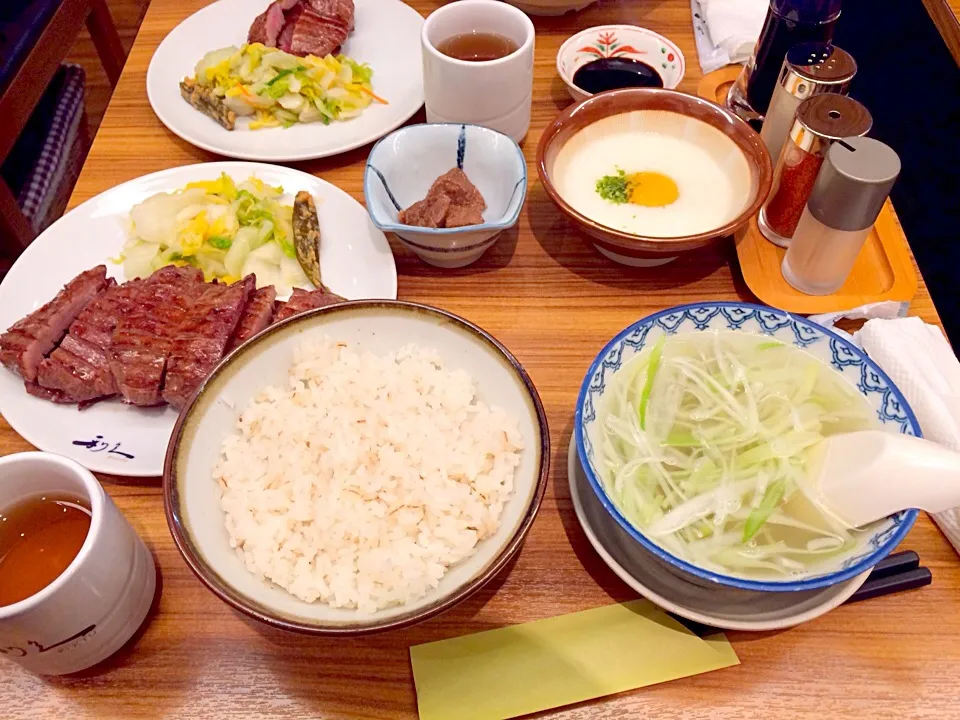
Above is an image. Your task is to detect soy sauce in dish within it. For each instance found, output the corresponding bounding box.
[436,32,519,62]
[0,492,92,607]
[572,57,664,94]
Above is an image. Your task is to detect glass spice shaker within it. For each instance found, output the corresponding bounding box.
[727,0,842,124]
[758,94,872,247]
[760,42,857,166]
[782,136,900,295]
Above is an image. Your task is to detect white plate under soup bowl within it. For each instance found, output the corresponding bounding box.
[164,300,549,634]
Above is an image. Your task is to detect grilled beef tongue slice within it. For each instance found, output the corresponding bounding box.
[0,265,108,383]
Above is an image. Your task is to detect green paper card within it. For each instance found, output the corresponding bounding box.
[410,600,739,720]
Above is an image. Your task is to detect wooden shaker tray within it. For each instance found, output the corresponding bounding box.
[698,66,918,315]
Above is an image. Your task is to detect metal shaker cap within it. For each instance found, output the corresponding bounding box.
[796,94,873,141]
[807,136,901,231]
[781,43,857,101]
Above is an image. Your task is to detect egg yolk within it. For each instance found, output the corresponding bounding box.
[626,172,679,207]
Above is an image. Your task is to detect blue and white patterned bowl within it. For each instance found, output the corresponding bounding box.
[575,301,920,593]
[364,123,527,268]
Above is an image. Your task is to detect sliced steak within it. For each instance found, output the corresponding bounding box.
[263,2,288,44]
[273,286,345,323]
[227,285,277,352]
[281,4,349,57]
[248,10,269,44]
[276,17,296,52]
[24,381,73,404]
[161,275,254,409]
[248,1,286,46]
[109,266,205,407]
[36,278,130,403]
[304,0,355,31]
[0,266,108,382]
[250,0,354,56]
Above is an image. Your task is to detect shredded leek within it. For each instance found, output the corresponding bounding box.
[598,331,878,579]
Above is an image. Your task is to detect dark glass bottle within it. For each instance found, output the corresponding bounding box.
[728,0,842,122]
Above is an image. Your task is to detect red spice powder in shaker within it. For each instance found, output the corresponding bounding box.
[758,95,872,247]
[762,135,826,238]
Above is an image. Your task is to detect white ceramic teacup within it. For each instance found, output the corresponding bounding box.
[421,0,535,142]
[0,452,156,675]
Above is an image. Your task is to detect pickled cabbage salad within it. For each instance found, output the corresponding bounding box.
[117,173,311,294]
[192,43,382,129]
[597,331,878,580]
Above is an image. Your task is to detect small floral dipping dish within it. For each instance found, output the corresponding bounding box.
[557,25,685,103]
[575,302,920,593]
[364,123,527,268]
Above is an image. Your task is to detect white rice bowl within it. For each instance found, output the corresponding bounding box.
[165,302,548,634]
[215,339,523,613]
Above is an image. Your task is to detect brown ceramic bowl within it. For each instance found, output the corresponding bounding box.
[537,87,772,266]
[164,300,549,635]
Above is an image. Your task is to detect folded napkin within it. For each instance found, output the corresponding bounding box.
[811,305,960,553]
[691,0,767,74]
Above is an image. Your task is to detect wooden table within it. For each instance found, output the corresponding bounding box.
[3,1,959,717]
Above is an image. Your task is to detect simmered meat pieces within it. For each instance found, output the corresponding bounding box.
[398,169,487,229]
[161,275,254,409]
[273,286,345,323]
[0,266,108,382]
[109,266,205,407]
[35,278,135,403]
[444,203,485,228]
[227,285,277,352]
[431,168,485,208]
[399,193,451,229]
[429,168,486,226]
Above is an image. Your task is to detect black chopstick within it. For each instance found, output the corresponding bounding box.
[844,550,932,604]
[863,549,920,580]
[669,551,931,635]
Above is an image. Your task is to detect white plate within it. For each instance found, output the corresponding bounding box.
[567,438,870,631]
[0,162,397,477]
[147,0,425,161]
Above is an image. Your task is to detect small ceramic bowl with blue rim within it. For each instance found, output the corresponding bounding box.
[364,123,527,269]
[575,301,920,594]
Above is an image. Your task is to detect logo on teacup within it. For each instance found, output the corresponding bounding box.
[0,624,96,658]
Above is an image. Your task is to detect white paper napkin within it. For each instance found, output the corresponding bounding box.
[811,306,960,554]
[691,0,767,73]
